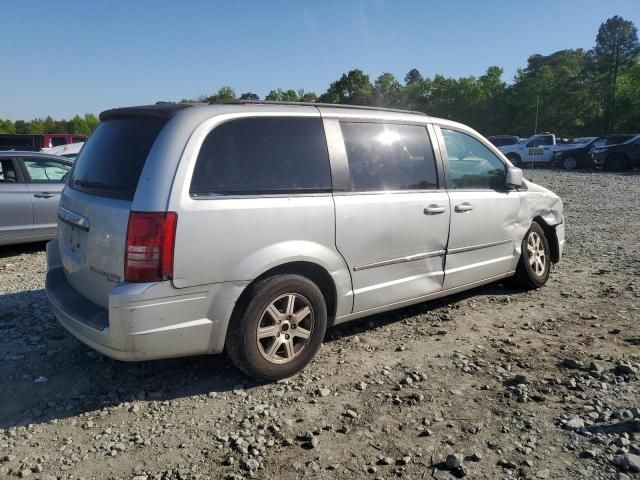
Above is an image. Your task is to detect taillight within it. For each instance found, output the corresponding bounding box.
[125,212,177,282]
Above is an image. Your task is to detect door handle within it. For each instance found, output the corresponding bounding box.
[424,205,446,215]
[33,192,54,198]
[454,203,474,213]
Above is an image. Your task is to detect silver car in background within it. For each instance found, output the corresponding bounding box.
[0,151,73,246]
[45,102,564,380]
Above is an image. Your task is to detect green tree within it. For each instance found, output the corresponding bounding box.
[27,119,45,134]
[372,72,403,107]
[615,63,640,132]
[14,120,28,134]
[198,86,236,103]
[590,16,640,132]
[0,119,16,134]
[404,68,423,85]
[84,113,100,133]
[319,69,373,104]
[239,92,260,100]
[68,115,90,135]
[299,91,318,102]
[265,89,299,101]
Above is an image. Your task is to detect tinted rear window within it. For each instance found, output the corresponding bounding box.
[69,117,167,200]
[190,117,331,195]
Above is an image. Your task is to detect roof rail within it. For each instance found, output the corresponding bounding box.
[212,99,427,116]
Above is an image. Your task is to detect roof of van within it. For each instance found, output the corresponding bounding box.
[100,100,427,120]
[98,100,473,134]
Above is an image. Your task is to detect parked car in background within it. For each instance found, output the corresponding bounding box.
[592,133,640,171]
[551,135,635,170]
[499,132,562,166]
[0,133,86,152]
[45,101,564,380]
[49,142,84,160]
[0,151,72,246]
[487,135,521,147]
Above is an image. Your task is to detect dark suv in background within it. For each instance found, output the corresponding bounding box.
[487,135,521,148]
[591,134,640,171]
[551,134,636,170]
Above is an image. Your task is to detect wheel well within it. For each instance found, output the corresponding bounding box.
[235,262,337,322]
[533,216,559,263]
[506,152,521,162]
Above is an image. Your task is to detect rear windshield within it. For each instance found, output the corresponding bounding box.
[69,117,167,200]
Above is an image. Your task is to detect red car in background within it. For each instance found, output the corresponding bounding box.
[0,133,87,151]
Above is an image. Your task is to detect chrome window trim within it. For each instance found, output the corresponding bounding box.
[353,250,446,272]
[447,239,512,255]
[190,192,333,200]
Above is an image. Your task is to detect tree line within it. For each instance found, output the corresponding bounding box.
[1,15,638,139]
[0,113,99,137]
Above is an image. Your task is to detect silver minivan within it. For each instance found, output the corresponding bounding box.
[45,102,564,380]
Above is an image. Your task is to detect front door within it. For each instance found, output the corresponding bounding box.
[19,156,72,237]
[332,121,450,313]
[437,127,521,289]
[0,157,33,241]
[523,134,554,164]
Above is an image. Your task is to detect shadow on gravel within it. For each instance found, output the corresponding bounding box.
[328,279,522,342]
[583,419,640,435]
[0,279,518,429]
[0,241,47,259]
[0,288,255,429]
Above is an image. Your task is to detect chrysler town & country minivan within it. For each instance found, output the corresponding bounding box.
[46,101,564,380]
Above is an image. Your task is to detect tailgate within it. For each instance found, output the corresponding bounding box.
[56,115,170,308]
[58,188,131,309]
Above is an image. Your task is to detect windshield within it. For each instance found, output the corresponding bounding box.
[69,117,167,200]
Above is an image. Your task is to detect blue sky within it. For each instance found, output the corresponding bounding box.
[1,0,639,120]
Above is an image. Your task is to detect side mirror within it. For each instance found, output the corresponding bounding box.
[506,167,523,188]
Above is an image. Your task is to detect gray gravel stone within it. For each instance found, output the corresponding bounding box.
[613,453,640,472]
[446,453,464,469]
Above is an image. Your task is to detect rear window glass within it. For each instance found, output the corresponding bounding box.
[190,117,331,195]
[69,117,167,200]
[0,136,37,148]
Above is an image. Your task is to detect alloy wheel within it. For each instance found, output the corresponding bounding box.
[256,293,315,364]
[526,231,547,277]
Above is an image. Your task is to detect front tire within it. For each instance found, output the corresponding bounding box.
[226,274,327,381]
[562,156,577,170]
[513,222,551,289]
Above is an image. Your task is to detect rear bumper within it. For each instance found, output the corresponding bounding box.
[45,240,247,361]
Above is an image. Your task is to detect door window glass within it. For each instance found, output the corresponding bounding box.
[191,117,331,195]
[340,122,438,191]
[23,158,71,183]
[526,135,553,147]
[441,129,506,190]
[0,159,18,183]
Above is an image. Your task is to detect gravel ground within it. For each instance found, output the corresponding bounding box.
[0,170,639,480]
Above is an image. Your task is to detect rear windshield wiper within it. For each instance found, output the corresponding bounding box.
[73,179,122,190]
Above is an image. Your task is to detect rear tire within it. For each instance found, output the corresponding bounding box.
[513,222,551,289]
[604,154,626,172]
[226,274,327,381]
